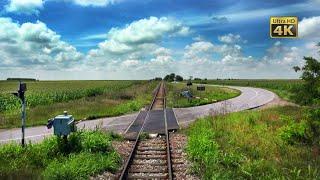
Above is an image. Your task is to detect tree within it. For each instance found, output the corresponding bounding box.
[164,75,171,81]
[175,75,183,81]
[169,73,175,81]
[293,44,320,105]
[163,73,185,82]
[164,73,175,82]
[292,44,320,149]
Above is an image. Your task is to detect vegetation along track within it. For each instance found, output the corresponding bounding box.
[120,82,183,179]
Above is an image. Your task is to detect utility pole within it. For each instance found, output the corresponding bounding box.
[12,81,27,147]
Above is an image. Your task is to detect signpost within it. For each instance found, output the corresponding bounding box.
[197,85,205,98]
[197,85,205,91]
[12,81,27,147]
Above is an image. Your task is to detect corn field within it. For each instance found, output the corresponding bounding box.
[0,80,142,113]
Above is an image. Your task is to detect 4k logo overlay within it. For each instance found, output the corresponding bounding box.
[270,16,298,38]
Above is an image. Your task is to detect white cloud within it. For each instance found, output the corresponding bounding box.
[88,16,189,62]
[4,0,121,15]
[218,33,242,44]
[192,35,204,41]
[175,37,320,79]
[184,38,245,60]
[5,0,44,15]
[0,17,83,68]
[71,0,118,7]
[1,16,319,80]
[153,47,171,56]
[185,41,214,55]
[299,16,320,39]
[121,59,140,68]
[107,17,189,45]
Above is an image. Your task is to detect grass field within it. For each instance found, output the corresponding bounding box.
[0,130,122,179]
[193,79,303,102]
[166,82,240,108]
[0,80,158,128]
[186,106,320,179]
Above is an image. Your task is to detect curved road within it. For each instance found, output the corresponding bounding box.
[0,85,275,144]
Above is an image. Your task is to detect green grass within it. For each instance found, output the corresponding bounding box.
[0,130,121,180]
[166,82,240,108]
[193,79,303,102]
[186,106,320,179]
[0,80,158,128]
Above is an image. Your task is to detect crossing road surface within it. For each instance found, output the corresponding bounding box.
[0,85,275,144]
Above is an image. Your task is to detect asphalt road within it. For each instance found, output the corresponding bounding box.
[0,85,275,144]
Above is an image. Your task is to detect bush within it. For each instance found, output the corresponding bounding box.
[279,109,320,146]
[279,120,308,145]
[305,109,320,146]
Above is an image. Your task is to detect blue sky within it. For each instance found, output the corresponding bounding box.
[0,0,320,80]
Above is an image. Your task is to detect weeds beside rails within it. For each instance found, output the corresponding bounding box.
[186,106,320,179]
[0,129,121,180]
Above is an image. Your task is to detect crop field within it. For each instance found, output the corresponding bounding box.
[166,82,240,108]
[193,79,303,102]
[0,80,158,128]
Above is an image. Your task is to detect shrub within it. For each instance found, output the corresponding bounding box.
[305,109,320,146]
[279,109,320,146]
[279,121,308,145]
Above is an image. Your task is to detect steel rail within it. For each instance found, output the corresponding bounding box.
[163,82,173,180]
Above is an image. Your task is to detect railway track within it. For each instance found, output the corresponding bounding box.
[120,82,174,180]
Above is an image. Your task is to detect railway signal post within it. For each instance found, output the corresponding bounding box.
[12,81,27,147]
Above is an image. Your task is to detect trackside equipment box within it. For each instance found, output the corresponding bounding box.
[47,111,76,136]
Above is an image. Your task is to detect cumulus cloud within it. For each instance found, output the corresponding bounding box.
[107,17,189,45]
[183,39,244,62]
[71,0,118,7]
[5,0,44,15]
[153,47,171,56]
[218,33,245,44]
[85,17,189,59]
[174,35,320,79]
[121,59,140,68]
[88,16,189,62]
[1,15,319,80]
[299,16,320,39]
[4,0,120,15]
[184,41,215,61]
[0,17,83,68]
